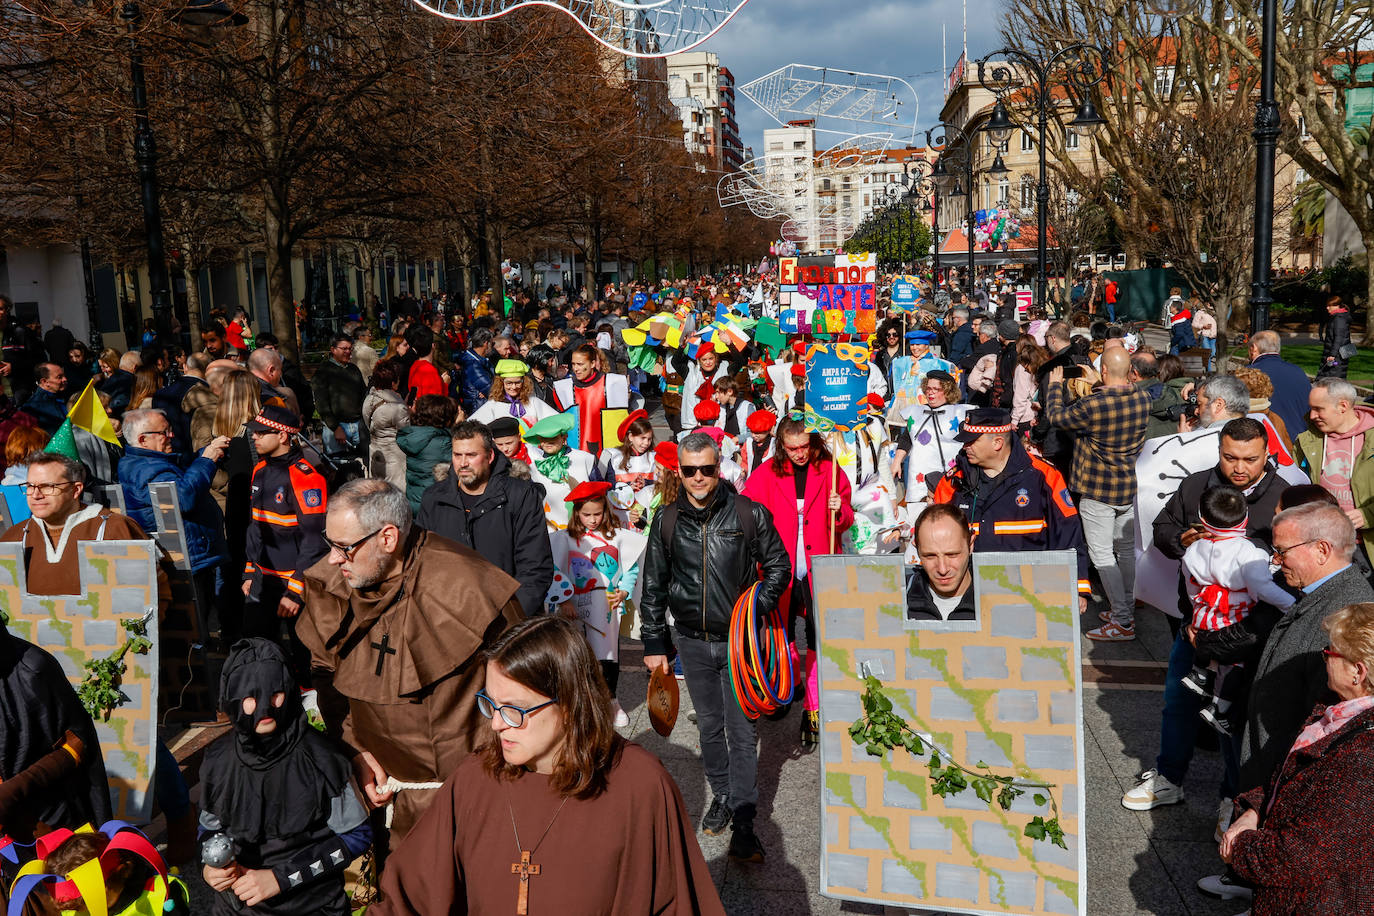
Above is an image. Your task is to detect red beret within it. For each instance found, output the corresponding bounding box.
[863,393,885,410]
[654,440,679,471]
[693,400,721,423]
[616,408,648,442]
[746,410,777,434]
[564,481,613,503]
[790,363,805,378]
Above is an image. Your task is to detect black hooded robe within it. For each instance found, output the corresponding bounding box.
[0,625,111,840]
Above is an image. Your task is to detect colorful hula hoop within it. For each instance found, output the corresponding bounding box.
[727,582,797,719]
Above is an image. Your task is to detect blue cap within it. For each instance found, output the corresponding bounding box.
[905,329,938,344]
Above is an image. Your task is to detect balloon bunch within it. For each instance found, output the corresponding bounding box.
[972,207,1022,251]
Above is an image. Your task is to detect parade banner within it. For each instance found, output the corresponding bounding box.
[804,342,869,433]
[780,253,877,335]
[815,551,1086,916]
[892,275,922,310]
[0,540,161,821]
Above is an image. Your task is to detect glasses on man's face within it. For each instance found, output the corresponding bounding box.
[1272,539,1319,562]
[323,527,382,561]
[24,482,73,497]
[142,427,173,440]
[679,463,719,479]
[476,691,557,728]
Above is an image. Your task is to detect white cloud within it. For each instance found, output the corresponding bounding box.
[691,0,1006,154]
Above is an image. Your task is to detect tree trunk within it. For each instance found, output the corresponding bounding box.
[263,203,298,361]
[1361,232,1374,346]
[487,227,504,312]
[183,264,203,347]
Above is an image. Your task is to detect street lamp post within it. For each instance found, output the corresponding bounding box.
[901,159,940,282]
[122,0,245,347]
[976,45,1109,315]
[926,124,977,293]
[1248,0,1279,333]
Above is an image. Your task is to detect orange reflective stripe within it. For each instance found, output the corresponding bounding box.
[252,509,300,526]
[992,519,1047,535]
[257,566,299,578]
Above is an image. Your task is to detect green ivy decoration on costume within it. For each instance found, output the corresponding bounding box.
[78,617,152,721]
[848,675,1067,849]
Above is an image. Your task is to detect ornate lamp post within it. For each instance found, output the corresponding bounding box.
[901,159,940,279]
[1248,0,1279,332]
[976,44,1109,314]
[925,124,978,292]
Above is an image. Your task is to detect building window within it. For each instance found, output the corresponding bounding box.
[1065,130,1079,150]
[793,141,805,149]
[822,179,832,190]
[864,194,870,207]
[768,142,782,151]
[1295,167,1308,183]
[1298,116,1310,139]
[997,178,1009,207]
[1066,188,1081,207]
[1154,67,1174,96]
[1020,177,1034,210]
[694,72,703,83]
[1021,131,1034,152]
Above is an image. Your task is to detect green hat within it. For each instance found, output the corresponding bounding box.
[494,358,529,379]
[522,412,575,442]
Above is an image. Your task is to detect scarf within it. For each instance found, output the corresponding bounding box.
[1287,695,1374,759]
[536,447,571,482]
[1200,512,1249,540]
[505,394,526,419]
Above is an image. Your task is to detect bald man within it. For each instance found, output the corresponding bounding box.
[1044,346,1153,641]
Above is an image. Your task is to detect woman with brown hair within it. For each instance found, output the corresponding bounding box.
[742,415,854,747]
[1012,333,1049,430]
[372,616,724,916]
[128,366,162,412]
[397,394,460,511]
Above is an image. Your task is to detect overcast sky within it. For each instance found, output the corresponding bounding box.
[698,0,1006,155]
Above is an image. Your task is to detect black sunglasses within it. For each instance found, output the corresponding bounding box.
[680,464,719,479]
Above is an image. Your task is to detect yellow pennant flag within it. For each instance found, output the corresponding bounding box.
[68,379,120,446]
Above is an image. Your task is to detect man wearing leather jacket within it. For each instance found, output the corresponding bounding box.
[639,432,790,864]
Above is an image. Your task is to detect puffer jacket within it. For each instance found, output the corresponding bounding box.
[397,424,453,512]
[456,349,494,415]
[639,482,791,654]
[117,445,226,572]
[362,388,410,492]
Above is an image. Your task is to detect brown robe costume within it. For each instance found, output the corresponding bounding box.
[371,743,726,916]
[0,506,154,595]
[296,529,522,841]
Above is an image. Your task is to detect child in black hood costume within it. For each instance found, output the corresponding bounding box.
[199,638,371,914]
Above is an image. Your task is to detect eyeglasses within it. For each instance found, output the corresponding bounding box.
[1323,645,1345,660]
[476,691,557,728]
[141,428,173,440]
[322,528,383,561]
[679,464,719,478]
[23,482,73,496]
[1272,539,1319,561]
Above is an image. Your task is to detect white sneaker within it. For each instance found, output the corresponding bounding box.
[612,701,630,728]
[1215,797,1234,843]
[1121,769,1185,810]
[1197,873,1253,900]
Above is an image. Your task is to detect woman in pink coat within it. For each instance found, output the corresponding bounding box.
[743,415,854,748]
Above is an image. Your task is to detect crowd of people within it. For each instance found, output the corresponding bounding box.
[0,270,1369,915]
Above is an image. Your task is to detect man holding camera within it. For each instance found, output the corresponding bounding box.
[1044,348,1152,641]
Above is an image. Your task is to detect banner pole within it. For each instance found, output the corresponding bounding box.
[829,431,839,554]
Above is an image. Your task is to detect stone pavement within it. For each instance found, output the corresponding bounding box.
[172,400,1246,913]
[175,608,1246,915]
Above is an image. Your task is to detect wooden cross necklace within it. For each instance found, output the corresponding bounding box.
[506,793,570,915]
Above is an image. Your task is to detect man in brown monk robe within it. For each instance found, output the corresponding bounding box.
[0,452,157,595]
[296,478,522,845]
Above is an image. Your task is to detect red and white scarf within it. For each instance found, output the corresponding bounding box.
[1288,695,1374,758]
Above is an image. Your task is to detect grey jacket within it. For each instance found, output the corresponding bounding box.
[1241,564,1374,791]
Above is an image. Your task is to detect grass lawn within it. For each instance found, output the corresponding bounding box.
[1229,343,1374,387]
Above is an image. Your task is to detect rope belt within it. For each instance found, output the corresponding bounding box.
[382,777,444,828]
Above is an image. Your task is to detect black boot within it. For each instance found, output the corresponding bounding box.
[800,709,820,749]
[728,806,765,863]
